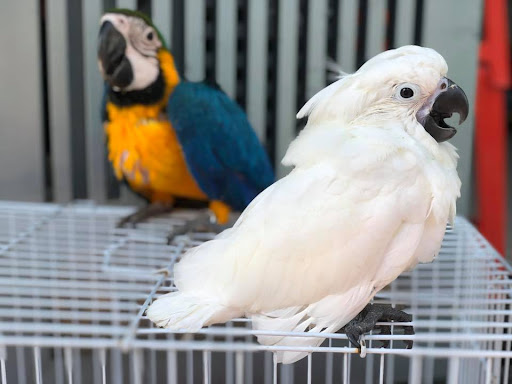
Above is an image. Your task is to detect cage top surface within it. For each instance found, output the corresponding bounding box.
[0,200,510,360]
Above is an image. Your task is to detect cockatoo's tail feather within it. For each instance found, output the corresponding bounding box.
[146,292,240,331]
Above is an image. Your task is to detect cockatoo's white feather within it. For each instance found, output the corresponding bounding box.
[147,45,462,364]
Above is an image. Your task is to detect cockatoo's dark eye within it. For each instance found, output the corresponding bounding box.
[395,83,420,102]
[400,87,414,98]
[147,31,154,41]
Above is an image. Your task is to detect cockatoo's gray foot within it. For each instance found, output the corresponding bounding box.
[342,304,414,349]
[117,202,174,228]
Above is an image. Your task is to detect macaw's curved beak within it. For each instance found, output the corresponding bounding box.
[422,78,469,143]
[97,21,133,89]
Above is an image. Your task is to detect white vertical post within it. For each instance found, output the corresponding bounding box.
[394,0,415,47]
[216,0,237,98]
[365,0,387,58]
[275,0,299,177]
[246,0,269,142]
[379,354,385,384]
[447,357,460,384]
[83,0,107,202]
[116,0,136,10]
[167,350,177,384]
[0,0,45,201]
[337,0,358,73]
[152,0,173,48]
[65,348,73,384]
[184,0,206,81]
[343,353,349,384]
[202,351,209,384]
[305,0,328,99]
[235,351,244,384]
[307,354,312,384]
[46,0,72,202]
[33,347,42,384]
[408,356,423,384]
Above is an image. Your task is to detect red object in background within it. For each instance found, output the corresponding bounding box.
[475,0,510,254]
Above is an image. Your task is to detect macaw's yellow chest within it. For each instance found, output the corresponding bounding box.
[104,103,207,202]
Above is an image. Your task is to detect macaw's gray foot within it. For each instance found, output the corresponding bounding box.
[342,304,414,350]
[117,202,174,228]
[166,211,223,244]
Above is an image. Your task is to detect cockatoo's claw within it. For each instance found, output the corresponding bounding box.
[344,324,363,349]
[117,202,174,228]
[342,304,414,350]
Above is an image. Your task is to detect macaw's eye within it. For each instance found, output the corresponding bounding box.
[400,87,414,99]
[147,31,154,41]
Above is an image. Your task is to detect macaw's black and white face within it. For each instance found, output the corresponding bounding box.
[98,13,162,92]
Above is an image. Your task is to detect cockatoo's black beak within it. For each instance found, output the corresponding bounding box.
[97,21,133,90]
[422,79,469,143]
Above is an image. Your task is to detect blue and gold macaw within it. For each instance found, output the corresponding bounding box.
[97,9,274,226]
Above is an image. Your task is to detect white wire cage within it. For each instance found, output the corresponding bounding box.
[0,200,510,384]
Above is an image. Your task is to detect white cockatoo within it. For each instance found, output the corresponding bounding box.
[147,45,469,364]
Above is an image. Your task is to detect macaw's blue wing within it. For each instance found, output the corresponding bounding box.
[168,81,275,211]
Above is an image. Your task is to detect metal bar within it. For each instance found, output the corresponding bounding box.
[365,0,386,58]
[394,0,415,47]
[116,0,136,9]
[235,351,244,384]
[46,0,73,202]
[33,347,42,384]
[307,354,312,384]
[152,0,173,47]
[132,349,143,384]
[324,341,333,384]
[184,0,206,81]
[215,0,237,98]
[408,356,423,384]
[0,358,5,384]
[0,1,45,201]
[343,353,348,384]
[246,0,269,142]
[305,0,328,99]
[186,350,193,384]
[337,0,358,72]
[379,354,384,384]
[83,0,107,202]
[447,357,460,384]
[273,354,277,384]
[365,354,374,384]
[167,348,177,384]
[264,353,272,384]
[202,351,209,384]
[275,0,300,177]
[99,349,107,384]
[15,348,26,384]
[485,358,492,384]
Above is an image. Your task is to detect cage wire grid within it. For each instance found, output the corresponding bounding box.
[0,200,510,384]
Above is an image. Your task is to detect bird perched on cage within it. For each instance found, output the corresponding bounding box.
[146,45,469,364]
[97,9,274,228]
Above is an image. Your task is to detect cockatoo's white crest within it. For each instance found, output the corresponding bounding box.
[297,45,448,126]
